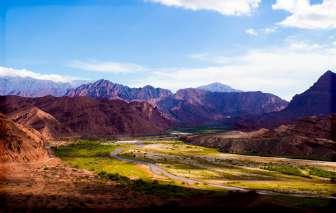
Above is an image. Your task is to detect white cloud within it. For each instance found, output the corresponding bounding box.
[145,0,261,16]
[272,0,336,29]
[245,26,278,36]
[0,66,75,83]
[69,60,145,73]
[136,40,336,100]
[245,28,259,36]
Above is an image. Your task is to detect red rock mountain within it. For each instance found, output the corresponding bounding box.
[235,70,336,130]
[0,96,171,137]
[0,113,49,162]
[157,89,288,126]
[183,114,336,161]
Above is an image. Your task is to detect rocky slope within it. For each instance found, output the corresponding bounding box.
[183,114,336,161]
[0,95,171,137]
[157,89,288,126]
[66,79,173,102]
[0,113,49,162]
[0,76,83,97]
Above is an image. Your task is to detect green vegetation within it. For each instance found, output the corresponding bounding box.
[54,140,116,158]
[54,140,152,180]
[262,164,308,177]
[309,167,336,179]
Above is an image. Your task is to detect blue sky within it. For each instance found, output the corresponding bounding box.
[0,0,336,100]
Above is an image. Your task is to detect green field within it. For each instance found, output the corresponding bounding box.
[54,139,336,197]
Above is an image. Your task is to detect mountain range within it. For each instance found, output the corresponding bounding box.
[0,70,335,161]
[0,70,335,135]
[65,79,173,102]
[65,79,288,126]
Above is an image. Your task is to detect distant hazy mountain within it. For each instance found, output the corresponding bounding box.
[0,76,84,97]
[197,82,242,93]
[66,79,173,101]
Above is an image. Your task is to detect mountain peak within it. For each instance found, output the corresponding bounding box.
[284,70,336,117]
[94,79,115,85]
[310,70,336,91]
[319,70,335,80]
[197,82,241,93]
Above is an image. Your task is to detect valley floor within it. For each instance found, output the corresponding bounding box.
[1,138,336,211]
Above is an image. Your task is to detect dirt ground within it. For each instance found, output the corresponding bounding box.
[0,157,165,210]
